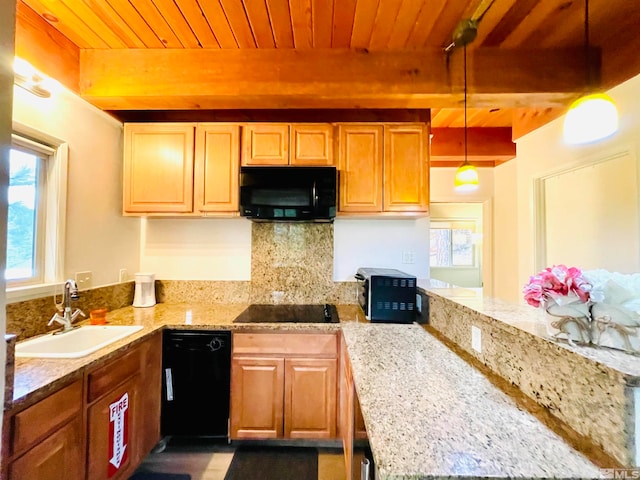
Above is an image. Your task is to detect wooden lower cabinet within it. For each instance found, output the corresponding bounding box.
[86,332,162,479]
[3,333,162,480]
[285,358,337,439]
[86,376,141,480]
[230,357,285,439]
[230,332,338,441]
[341,336,368,480]
[4,379,84,480]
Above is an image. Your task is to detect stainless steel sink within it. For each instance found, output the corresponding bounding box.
[15,325,144,359]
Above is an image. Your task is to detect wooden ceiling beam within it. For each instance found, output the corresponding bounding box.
[79,47,589,110]
[430,127,516,166]
[15,1,80,92]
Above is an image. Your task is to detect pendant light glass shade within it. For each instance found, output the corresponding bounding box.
[454,163,479,192]
[563,92,618,145]
[562,0,618,145]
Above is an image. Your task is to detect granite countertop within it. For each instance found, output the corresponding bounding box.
[11,303,357,409]
[11,302,604,479]
[341,321,602,480]
[419,280,640,381]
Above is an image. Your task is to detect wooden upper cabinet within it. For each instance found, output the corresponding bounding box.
[290,124,334,165]
[242,124,289,165]
[338,125,384,212]
[195,124,240,213]
[384,125,429,212]
[123,123,195,214]
[338,123,429,214]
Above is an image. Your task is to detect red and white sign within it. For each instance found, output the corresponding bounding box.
[108,392,129,477]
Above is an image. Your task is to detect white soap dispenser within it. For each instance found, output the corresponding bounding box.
[133,273,156,308]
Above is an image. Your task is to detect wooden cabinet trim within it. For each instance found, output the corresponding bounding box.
[10,379,83,456]
[233,333,338,357]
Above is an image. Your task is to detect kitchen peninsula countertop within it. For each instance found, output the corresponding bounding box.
[341,321,602,480]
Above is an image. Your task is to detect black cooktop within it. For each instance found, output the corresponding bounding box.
[233,304,339,323]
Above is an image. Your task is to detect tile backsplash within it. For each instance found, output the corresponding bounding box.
[250,222,334,303]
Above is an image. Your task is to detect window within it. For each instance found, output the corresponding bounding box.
[6,131,68,294]
[430,221,476,267]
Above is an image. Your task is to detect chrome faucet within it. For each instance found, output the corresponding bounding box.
[49,279,85,333]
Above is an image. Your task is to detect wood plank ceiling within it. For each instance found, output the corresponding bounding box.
[14,0,640,166]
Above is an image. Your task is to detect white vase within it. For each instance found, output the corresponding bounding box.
[590,303,640,355]
[544,297,591,346]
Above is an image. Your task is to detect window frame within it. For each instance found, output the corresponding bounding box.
[6,124,68,302]
[429,220,478,268]
[7,135,52,287]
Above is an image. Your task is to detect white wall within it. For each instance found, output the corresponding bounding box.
[138,216,431,281]
[12,86,139,288]
[494,73,640,303]
[333,217,430,280]
[140,218,251,280]
[430,168,495,295]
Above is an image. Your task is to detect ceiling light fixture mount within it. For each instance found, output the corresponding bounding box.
[563,0,618,145]
[13,58,52,98]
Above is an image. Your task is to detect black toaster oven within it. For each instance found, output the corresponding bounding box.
[355,267,417,323]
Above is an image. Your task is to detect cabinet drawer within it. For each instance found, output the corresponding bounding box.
[8,415,84,480]
[11,380,82,456]
[233,333,338,357]
[87,346,142,403]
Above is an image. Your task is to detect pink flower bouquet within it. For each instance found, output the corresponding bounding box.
[523,265,591,308]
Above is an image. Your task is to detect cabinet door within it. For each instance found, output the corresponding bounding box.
[86,376,141,480]
[242,124,289,165]
[8,416,84,480]
[338,125,383,212]
[383,125,429,212]
[285,358,337,439]
[230,357,285,439]
[290,124,334,165]
[195,124,240,213]
[123,123,195,213]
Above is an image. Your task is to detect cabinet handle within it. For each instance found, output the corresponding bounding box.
[165,368,174,402]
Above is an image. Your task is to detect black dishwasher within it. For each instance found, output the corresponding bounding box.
[161,330,231,438]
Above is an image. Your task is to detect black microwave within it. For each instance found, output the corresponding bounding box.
[239,166,337,222]
[355,267,417,323]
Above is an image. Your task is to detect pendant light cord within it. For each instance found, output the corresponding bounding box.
[464,45,468,165]
[584,0,590,90]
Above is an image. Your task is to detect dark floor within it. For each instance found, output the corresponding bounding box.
[131,438,346,480]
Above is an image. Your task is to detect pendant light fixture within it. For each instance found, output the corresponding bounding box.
[563,0,618,145]
[454,46,479,192]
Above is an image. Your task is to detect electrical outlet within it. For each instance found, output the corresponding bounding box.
[402,251,416,264]
[471,325,482,353]
[119,268,128,283]
[75,271,92,290]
